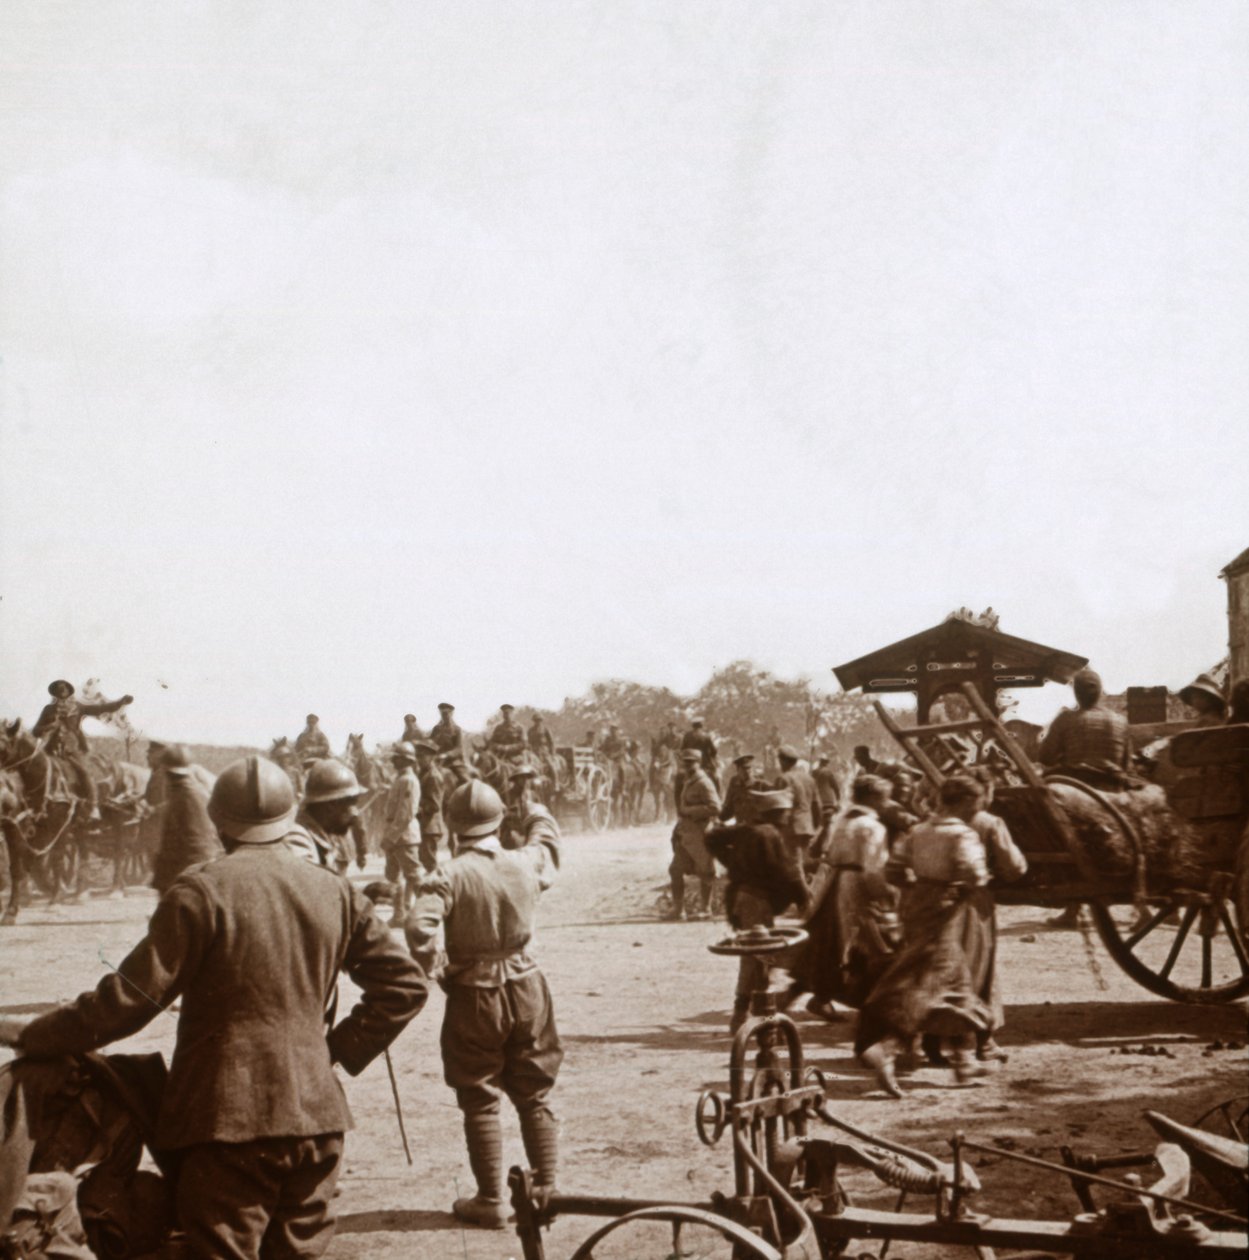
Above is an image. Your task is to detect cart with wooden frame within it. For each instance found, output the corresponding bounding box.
[870,682,1249,1005]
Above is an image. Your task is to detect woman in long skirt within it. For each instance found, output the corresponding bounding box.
[856,774,1009,1097]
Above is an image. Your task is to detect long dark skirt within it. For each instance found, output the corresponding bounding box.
[790,869,898,1010]
[854,883,996,1056]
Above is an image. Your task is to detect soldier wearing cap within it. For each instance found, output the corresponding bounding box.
[150,745,223,894]
[413,740,447,871]
[680,717,719,782]
[599,723,627,763]
[706,790,808,1031]
[294,713,332,762]
[431,703,466,760]
[668,748,722,920]
[487,704,526,762]
[1179,673,1227,727]
[1038,668,1132,789]
[32,680,134,822]
[291,759,368,874]
[0,755,427,1258]
[720,753,762,825]
[382,742,423,915]
[400,713,425,745]
[406,780,562,1230]
[774,745,820,876]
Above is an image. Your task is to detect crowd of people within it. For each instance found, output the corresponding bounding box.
[2,663,1242,1256]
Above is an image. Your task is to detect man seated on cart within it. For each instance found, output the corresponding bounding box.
[32,681,134,823]
[527,714,563,791]
[1037,668,1132,790]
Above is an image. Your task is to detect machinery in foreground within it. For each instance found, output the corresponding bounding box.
[509,926,1247,1259]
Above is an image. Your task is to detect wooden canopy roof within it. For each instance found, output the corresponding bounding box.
[833,617,1088,700]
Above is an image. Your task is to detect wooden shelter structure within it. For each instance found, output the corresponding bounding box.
[832,614,1088,722]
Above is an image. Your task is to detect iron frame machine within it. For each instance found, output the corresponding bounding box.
[509,928,1247,1260]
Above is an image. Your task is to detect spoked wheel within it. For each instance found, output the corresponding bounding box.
[585,766,611,833]
[567,1205,781,1259]
[1089,876,1249,1003]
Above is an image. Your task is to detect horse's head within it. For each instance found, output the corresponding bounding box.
[0,719,32,765]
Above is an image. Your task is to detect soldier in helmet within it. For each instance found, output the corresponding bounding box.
[292,759,368,874]
[32,680,134,822]
[294,713,332,762]
[382,743,422,915]
[0,755,427,1258]
[430,702,465,760]
[504,766,561,852]
[405,779,562,1229]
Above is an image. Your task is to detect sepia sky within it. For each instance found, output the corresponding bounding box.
[2,1,1247,747]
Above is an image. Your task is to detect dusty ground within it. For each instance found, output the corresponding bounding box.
[2,821,1245,1259]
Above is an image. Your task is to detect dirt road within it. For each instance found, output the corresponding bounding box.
[2,821,1244,1258]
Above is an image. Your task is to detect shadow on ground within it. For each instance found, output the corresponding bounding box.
[336,1209,461,1235]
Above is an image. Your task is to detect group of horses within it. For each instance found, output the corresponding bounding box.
[0,719,151,923]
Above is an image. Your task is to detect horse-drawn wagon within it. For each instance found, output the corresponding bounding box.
[550,745,613,834]
[872,681,1249,1005]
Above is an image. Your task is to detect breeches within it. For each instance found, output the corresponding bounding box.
[418,827,443,872]
[175,1133,343,1260]
[669,828,713,878]
[441,972,564,1117]
[382,840,422,884]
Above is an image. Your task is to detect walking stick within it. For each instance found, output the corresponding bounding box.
[384,1048,413,1165]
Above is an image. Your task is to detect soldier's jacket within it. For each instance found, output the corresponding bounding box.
[528,725,554,756]
[719,774,760,825]
[294,728,332,760]
[408,829,560,987]
[776,765,820,837]
[16,845,428,1148]
[288,808,350,874]
[151,778,223,893]
[383,768,420,847]
[430,719,465,758]
[488,720,526,754]
[813,766,841,817]
[417,764,445,836]
[680,730,718,775]
[32,699,121,757]
[676,768,721,843]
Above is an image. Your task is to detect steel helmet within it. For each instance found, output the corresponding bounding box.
[209,755,296,844]
[391,741,418,765]
[447,780,506,837]
[303,759,364,804]
[161,744,193,777]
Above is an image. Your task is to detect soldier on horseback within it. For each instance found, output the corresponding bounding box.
[488,705,526,755]
[431,702,466,760]
[528,714,563,791]
[31,681,133,822]
[294,713,332,762]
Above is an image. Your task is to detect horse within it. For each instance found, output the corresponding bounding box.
[1,768,32,924]
[268,737,306,795]
[0,720,142,910]
[343,733,392,853]
[648,747,677,822]
[610,753,648,827]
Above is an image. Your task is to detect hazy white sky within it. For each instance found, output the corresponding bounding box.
[2,1,1246,746]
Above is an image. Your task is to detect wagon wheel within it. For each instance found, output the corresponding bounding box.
[1089,872,1249,1004]
[584,765,611,833]
[567,1204,781,1260]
